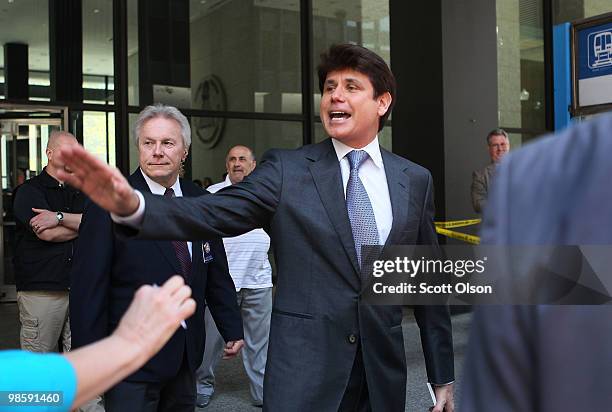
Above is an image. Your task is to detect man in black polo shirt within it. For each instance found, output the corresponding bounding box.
[13,131,84,353]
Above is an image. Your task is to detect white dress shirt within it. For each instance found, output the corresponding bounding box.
[113,138,394,246]
[332,136,393,245]
[136,169,192,257]
[207,176,272,290]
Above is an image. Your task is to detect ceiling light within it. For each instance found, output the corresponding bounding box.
[94,8,100,13]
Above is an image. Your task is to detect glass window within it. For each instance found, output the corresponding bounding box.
[82,111,116,167]
[127,0,139,106]
[83,0,114,104]
[507,131,542,150]
[129,113,139,172]
[0,124,51,190]
[83,75,115,104]
[497,0,546,131]
[127,0,302,113]
[29,70,51,102]
[312,0,390,115]
[0,0,50,101]
[190,117,302,183]
[553,0,612,24]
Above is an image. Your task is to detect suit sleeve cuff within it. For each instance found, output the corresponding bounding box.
[431,381,455,386]
[111,190,145,228]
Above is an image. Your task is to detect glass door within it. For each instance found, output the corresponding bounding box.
[0,104,67,302]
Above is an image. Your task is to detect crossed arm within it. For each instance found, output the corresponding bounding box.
[30,209,82,242]
[13,184,82,242]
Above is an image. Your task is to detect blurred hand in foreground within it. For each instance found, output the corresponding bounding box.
[55,144,140,217]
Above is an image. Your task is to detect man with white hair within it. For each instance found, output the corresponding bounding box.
[13,131,84,354]
[70,104,244,411]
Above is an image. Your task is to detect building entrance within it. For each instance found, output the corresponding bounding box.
[0,103,67,302]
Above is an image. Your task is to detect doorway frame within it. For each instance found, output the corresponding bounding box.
[0,103,68,302]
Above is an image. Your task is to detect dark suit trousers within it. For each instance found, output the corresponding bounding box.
[338,345,372,412]
[105,354,195,412]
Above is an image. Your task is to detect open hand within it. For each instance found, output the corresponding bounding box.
[55,144,140,217]
[113,275,196,359]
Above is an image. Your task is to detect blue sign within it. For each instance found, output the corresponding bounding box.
[578,22,612,79]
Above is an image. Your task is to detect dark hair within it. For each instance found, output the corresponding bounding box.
[486,128,509,144]
[317,44,396,132]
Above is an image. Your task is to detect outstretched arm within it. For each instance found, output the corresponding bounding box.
[56,144,282,242]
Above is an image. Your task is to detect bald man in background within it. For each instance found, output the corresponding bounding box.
[13,131,84,354]
[196,145,273,408]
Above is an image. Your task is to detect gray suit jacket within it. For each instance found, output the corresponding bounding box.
[470,163,496,214]
[461,114,612,411]
[121,139,454,411]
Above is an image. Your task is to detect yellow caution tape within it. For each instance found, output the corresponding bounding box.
[435,227,481,245]
[434,219,481,229]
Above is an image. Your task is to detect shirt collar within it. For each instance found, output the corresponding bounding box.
[331,136,384,169]
[139,168,182,196]
[39,167,63,188]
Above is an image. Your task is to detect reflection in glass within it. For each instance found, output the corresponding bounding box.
[189,0,302,113]
[83,75,114,104]
[553,0,612,25]
[497,0,546,130]
[129,113,139,172]
[508,131,540,150]
[0,0,49,101]
[83,0,114,103]
[83,111,116,167]
[190,117,302,183]
[127,0,139,106]
[127,0,301,113]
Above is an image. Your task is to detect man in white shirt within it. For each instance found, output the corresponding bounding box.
[196,145,273,408]
[57,44,455,411]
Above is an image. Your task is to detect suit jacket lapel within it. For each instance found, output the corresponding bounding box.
[308,140,360,278]
[381,150,411,247]
[129,170,183,275]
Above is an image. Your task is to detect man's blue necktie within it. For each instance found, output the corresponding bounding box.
[346,150,380,269]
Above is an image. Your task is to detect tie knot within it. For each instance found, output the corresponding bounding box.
[347,150,369,171]
[164,187,175,197]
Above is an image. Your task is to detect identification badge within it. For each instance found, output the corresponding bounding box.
[202,242,214,263]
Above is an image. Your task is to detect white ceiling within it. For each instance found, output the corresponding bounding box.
[0,0,115,75]
[0,0,50,72]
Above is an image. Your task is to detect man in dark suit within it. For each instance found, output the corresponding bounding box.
[69,104,244,412]
[59,44,455,411]
[460,114,612,411]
